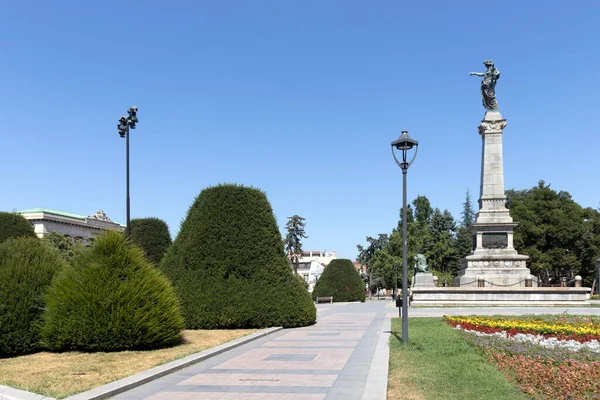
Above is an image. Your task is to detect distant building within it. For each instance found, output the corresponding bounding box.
[16,208,124,242]
[296,260,324,292]
[287,249,336,292]
[299,249,338,266]
[353,261,365,273]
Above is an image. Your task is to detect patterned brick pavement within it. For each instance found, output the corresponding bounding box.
[112,301,390,400]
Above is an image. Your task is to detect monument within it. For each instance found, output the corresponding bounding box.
[412,253,435,287]
[410,60,590,305]
[453,60,533,287]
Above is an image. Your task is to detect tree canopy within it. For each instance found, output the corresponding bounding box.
[130,217,172,265]
[160,184,316,329]
[312,259,365,302]
[284,215,308,273]
[356,183,600,289]
[507,181,600,284]
[0,212,36,243]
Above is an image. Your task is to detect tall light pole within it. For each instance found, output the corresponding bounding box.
[394,261,399,301]
[391,130,418,344]
[117,106,139,237]
[596,258,600,296]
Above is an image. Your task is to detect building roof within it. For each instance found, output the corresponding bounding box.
[16,208,88,220]
[16,208,125,227]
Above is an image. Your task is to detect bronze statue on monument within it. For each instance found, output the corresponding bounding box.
[470,60,500,111]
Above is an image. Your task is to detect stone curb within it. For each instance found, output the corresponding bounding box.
[64,327,282,400]
[361,316,391,400]
[0,327,282,400]
[0,386,55,400]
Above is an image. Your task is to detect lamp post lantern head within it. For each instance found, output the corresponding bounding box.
[391,130,419,170]
[391,130,419,151]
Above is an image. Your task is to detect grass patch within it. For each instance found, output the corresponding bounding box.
[388,318,528,400]
[0,329,257,399]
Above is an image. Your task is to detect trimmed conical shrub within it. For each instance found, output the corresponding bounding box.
[312,259,366,302]
[0,212,36,243]
[160,184,316,329]
[130,217,172,264]
[0,237,65,356]
[41,230,184,351]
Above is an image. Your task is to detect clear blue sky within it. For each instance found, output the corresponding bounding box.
[1,1,599,260]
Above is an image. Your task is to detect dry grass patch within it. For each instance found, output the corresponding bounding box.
[388,358,425,400]
[0,329,257,399]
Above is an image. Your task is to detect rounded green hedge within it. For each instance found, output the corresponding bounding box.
[0,237,66,356]
[160,184,316,329]
[41,230,184,352]
[0,212,36,244]
[312,259,366,302]
[130,217,172,264]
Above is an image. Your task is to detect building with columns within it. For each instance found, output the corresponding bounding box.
[16,208,124,242]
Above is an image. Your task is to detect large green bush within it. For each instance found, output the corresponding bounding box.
[130,217,172,264]
[41,232,85,261]
[312,259,366,302]
[41,230,184,352]
[0,212,36,243]
[0,238,65,356]
[160,184,316,329]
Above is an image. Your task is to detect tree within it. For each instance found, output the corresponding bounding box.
[427,208,459,274]
[413,196,433,227]
[455,226,473,259]
[160,184,316,329]
[356,234,389,285]
[312,259,365,302]
[41,230,184,351]
[41,232,85,261]
[369,276,386,297]
[0,238,66,356]
[284,215,308,273]
[455,190,476,268]
[461,189,475,227]
[130,218,172,265]
[507,180,600,284]
[369,196,462,288]
[0,212,36,243]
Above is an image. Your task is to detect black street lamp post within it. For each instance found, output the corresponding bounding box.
[394,261,399,301]
[597,258,600,296]
[117,106,139,237]
[391,130,419,344]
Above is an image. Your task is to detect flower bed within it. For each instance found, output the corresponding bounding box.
[445,315,600,342]
[445,315,600,399]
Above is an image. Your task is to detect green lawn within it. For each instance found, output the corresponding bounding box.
[388,318,528,400]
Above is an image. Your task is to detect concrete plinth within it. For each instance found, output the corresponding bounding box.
[412,272,435,287]
[411,287,591,307]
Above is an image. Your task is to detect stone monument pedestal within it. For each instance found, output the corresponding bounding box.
[453,111,534,287]
[412,272,435,287]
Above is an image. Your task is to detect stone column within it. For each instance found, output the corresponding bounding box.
[453,111,532,287]
[476,111,512,224]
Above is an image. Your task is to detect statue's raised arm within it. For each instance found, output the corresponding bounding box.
[470,60,500,111]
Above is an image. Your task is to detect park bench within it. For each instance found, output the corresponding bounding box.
[315,296,333,304]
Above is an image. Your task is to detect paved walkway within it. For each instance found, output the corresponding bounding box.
[108,301,600,400]
[113,302,391,400]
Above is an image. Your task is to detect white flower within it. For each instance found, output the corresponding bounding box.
[454,326,600,353]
